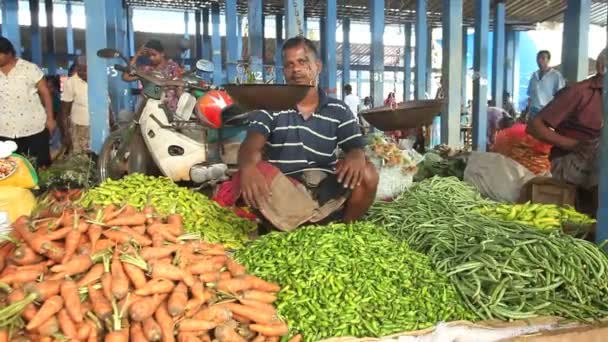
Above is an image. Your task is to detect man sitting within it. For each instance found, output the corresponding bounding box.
[236,37,378,230]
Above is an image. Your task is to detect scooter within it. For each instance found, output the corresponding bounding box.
[96,48,249,186]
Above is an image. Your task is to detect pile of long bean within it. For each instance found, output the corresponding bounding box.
[235,222,475,341]
[79,174,256,248]
[367,177,608,321]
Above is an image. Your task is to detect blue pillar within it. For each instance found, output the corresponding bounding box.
[285,0,304,38]
[202,7,211,61]
[491,1,505,107]
[324,0,337,97]
[237,16,243,60]
[441,0,463,146]
[29,0,42,66]
[341,18,351,94]
[512,31,520,106]
[183,12,191,68]
[462,26,468,104]
[66,1,75,60]
[597,30,608,245]
[472,0,490,151]
[194,10,202,60]
[403,23,412,101]
[356,70,362,98]
[248,0,264,82]
[426,26,433,96]
[127,6,135,57]
[415,0,427,100]
[369,0,384,107]
[562,0,590,83]
[504,27,515,100]
[84,0,110,153]
[106,0,130,114]
[319,17,327,89]
[225,0,238,83]
[45,0,56,74]
[275,15,284,84]
[1,1,21,57]
[211,3,222,85]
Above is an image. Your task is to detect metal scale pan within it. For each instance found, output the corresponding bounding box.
[222,84,313,111]
[360,100,444,131]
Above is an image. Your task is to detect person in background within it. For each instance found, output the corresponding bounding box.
[61,56,89,155]
[122,39,184,113]
[0,36,56,168]
[526,50,565,120]
[384,92,397,107]
[527,48,605,211]
[343,84,360,120]
[503,92,517,118]
[487,100,510,149]
[45,75,63,160]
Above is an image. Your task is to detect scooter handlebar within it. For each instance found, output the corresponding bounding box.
[114,64,129,73]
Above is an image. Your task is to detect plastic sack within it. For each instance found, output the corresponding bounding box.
[464,152,536,203]
[493,123,551,175]
[376,167,414,200]
[0,154,38,189]
[0,186,36,224]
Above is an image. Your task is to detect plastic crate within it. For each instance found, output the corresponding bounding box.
[518,177,576,206]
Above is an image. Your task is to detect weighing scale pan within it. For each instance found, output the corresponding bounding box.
[361,100,444,131]
[223,84,313,111]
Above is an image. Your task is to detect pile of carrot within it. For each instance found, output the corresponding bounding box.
[0,203,293,342]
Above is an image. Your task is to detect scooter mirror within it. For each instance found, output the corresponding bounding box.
[97,48,122,59]
[196,59,214,73]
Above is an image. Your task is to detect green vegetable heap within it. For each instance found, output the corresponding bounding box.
[80,174,256,248]
[235,222,474,341]
[368,177,608,321]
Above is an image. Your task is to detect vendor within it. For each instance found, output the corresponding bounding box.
[237,36,379,225]
[527,48,605,192]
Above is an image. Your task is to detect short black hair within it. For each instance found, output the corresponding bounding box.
[0,36,16,56]
[144,39,164,53]
[537,50,551,60]
[281,36,319,60]
[344,84,352,93]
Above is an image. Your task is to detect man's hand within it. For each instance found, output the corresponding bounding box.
[46,117,57,134]
[336,150,367,189]
[240,165,271,208]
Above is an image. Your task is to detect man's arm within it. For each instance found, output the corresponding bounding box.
[122,46,145,82]
[36,80,56,133]
[335,109,366,189]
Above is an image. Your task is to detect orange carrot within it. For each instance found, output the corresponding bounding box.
[150,261,194,287]
[245,276,281,292]
[155,301,175,342]
[249,323,289,337]
[36,315,59,336]
[23,279,62,301]
[238,299,277,316]
[0,330,7,342]
[151,233,165,247]
[288,334,303,342]
[134,278,175,296]
[76,322,92,340]
[0,268,43,284]
[50,255,93,276]
[11,245,43,265]
[215,277,252,293]
[166,214,183,228]
[26,295,64,330]
[193,305,232,324]
[104,330,129,342]
[93,239,116,253]
[178,319,218,332]
[251,335,266,342]
[132,225,147,235]
[123,261,147,289]
[142,317,162,341]
[87,320,99,342]
[177,332,203,342]
[129,294,167,322]
[148,222,183,237]
[219,272,232,281]
[88,284,112,320]
[102,204,118,222]
[188,262,222,275]
[226,259,246,277]
[76,263,104,287]
[44,226,72,241]
[101,270,113,302]
[111,253,129,300]
[130,322,147,342]
[214,323,247,342]
[200,333,212,342]
[168,282,188,317]
[87,224,103,252]
[241,290,277,303]
[62,228,82,264]
[117,226,153,245]
[232,313,251,324]
[220,303,275,324]
[198,272,220,283]
[140,246,178,261]
[57,308,77,339]
[103,229,152,246]
[106,212,147,227]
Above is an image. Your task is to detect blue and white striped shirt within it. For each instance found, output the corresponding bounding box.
[247,88,364,175]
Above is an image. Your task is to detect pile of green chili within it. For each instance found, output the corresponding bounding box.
[368,177,608,321]
[235,222,474,341]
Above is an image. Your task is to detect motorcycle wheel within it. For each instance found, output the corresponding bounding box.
[127,130,161,176]
[98,130,128,181]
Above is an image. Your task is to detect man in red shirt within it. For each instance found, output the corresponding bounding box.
[527,49,605,190]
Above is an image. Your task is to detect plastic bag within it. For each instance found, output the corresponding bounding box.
[0,154,38,189]
[0,187,36,224]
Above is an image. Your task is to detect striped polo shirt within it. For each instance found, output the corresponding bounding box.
[248,88,364,175]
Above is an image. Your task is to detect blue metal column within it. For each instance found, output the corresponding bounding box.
[356,70,362,98]
[29,0,42,66]
[237,16,243,60]
[183,12,191,68]
[84,0,110,153]
[324,0,337,97]
[462,26,468,104]
[415,0,427,100]
[275,15,284,84]
[225,0,238,83]
[562,0,590,83]
[45,0,56,74]
[127,6,135,57]
[426,26,432,96]
[248,0,264,82]
[285,0,304,38]
[319,17,327,89]
[441,0,463,146]
[211,3,222,84]
[1,1,20,57]
[194,10,202,60]
[66,0,75,60]
[369,0,384,107]
[202,7,211,61]
[491,1,505,107]
[472,0,490,151]
[504,27,515,100]
[403,23,412,101]
[597,23,608,245]
[342,18,351,94]
[106,0,130,114]
[512,31,520,106]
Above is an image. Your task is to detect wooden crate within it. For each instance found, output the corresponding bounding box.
[518,177,576,207]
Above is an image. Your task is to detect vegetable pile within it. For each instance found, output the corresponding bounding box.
[38,154,96,190]
[475,203,596,230]
[235,222,474,341]
[368,177,608,321]
[0,205,288,341]
[80,174,256,249]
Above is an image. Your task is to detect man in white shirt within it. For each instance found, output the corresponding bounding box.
[61,56,89,154]
[527,50,565,119]
[0,36,56,168]
[343,84,360,119]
